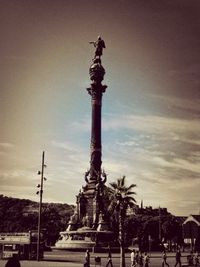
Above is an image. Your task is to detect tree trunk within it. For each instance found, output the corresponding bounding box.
[119,209,126,267]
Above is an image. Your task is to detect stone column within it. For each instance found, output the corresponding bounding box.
[87,58,107,183]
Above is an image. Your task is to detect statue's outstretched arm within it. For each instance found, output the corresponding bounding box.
[89,41,95,47]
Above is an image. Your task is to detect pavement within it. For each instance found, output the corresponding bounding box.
[0,260,85,267]
[0,258,190,267]
[0,251,192,267]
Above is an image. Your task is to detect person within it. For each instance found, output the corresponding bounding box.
[162,251,169,267]
[138,251,143,267]
[135,251,139,266]
[187,251,193,267]
[5,254,21,267]
[144,252,150,267]
[90,36,106,59]
[194,252,200,266]
[131,249,136,267]
[84,249,90,267]
[106,246,113,267]
[174,249,182,267]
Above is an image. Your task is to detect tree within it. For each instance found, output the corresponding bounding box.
[108,176,136,267]
[195,227,200,252]
[0,195,74,245]
[143,216,161,251]
[124,215,142,246]
[162,216,183,251]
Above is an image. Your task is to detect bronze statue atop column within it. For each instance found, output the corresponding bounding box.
[90,36,106,60]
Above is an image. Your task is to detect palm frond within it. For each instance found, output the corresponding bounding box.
[108,175,137,219]
[126,184,136,191]
[109,182,118,190]
[128,202,137,208]
[124,196,136,203]
[117,178,121,187]
[121,176,126,187]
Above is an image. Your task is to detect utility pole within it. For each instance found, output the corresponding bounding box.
[36,151,46,261]
[159,206,162,242]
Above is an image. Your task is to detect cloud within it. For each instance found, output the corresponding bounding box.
[104,113,200,134]
[108,114,199,153]
[149,94,200,119]
[0,169,36,193]
[0,142,15,149]
[70,117,90,132]
[0,143,15,156]
[102,113,200,168]
[51,140,80,153]
[100,109,200,215]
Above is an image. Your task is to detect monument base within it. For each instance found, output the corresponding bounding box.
[55,226,113,251]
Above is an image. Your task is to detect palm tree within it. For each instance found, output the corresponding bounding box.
[108,176,136,267]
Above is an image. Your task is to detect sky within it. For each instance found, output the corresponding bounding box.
[1,0,200,216]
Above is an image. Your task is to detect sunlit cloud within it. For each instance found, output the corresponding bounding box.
[103,114,200,134]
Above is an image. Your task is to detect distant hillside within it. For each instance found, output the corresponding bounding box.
[0,194,75,245]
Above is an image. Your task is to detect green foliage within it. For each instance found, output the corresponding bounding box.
[124,213,183,251]
[0,195,74,245]
[108,176,136,218]
[195,227,200,252]
[162,216,183,247]
[108,176,137,267]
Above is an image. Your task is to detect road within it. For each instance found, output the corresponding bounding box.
[0,250,190,267]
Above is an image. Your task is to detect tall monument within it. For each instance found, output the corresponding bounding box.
[56,37,112,250]
[79,36,107,228]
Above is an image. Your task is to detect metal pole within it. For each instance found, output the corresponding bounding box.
[159,206,162,242]
[37,151,45,261]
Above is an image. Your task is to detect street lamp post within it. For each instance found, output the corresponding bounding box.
[159,206,162,242]
[36,151,46,261]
